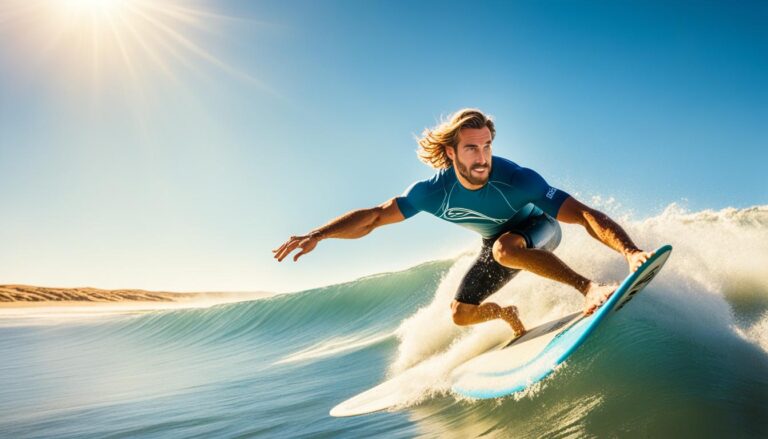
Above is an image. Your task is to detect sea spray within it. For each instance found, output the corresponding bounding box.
[379,204,768,410]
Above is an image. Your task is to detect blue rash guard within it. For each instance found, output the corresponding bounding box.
[395,156,570,239]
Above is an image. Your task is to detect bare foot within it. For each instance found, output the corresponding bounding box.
[500,305,526,337]
[583,282,618,315]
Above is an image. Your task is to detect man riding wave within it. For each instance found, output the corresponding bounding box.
[274,109,652,337]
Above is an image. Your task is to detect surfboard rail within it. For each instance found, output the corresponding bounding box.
[451,245,673,399]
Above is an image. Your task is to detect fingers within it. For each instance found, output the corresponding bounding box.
[274,235,318,262]
[293,246,310,262]
[272,242,287,255]
[272,236,297,255]
[276,244,297,262]
[274,238,300,262]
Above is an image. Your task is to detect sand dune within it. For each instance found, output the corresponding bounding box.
[0,284,268,307]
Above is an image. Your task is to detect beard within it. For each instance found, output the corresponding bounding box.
[455,157,491,186]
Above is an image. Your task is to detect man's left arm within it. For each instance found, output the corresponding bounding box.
[556,196,653,272]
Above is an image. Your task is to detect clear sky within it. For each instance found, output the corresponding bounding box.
[1,0,765,293]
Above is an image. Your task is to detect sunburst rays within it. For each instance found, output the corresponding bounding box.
[0,0,266,94]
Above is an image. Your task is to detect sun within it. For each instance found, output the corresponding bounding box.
[0,0,261,94]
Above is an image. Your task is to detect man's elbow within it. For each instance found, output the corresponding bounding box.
[366,206,386,230]
[557,197,593,226]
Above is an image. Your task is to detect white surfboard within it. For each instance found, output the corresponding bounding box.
[328,320,558,417]
[329,331,524,417]
[329,368,418,417]
[451,245,672,398]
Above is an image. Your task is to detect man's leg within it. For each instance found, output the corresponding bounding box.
[451,236,527,335]
[492,232,615,314]
[493,233,590,293]
[451,300,526,335]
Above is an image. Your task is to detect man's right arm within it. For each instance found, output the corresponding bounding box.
[272,198,406,262]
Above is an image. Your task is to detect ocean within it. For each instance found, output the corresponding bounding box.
[1,205,767,438]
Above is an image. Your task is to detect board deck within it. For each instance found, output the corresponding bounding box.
[329,317,571,417]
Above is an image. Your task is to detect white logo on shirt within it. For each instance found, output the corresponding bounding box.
[546,187,557,199]
[442,208,506,224]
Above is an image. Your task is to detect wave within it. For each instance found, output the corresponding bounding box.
[14,205,767,403]
[18,205,767,369]
[19,204,768,364]
[2,205,767,438]
[363,204,768,410]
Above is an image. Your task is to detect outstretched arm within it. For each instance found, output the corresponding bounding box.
[273,198,406,262]
[556,196,653,272]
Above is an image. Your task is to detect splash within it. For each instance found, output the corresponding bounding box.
[381,204,768,407]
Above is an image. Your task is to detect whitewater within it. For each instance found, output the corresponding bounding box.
[1,204,767,438]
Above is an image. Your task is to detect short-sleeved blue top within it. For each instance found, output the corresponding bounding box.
[395,156,570,238]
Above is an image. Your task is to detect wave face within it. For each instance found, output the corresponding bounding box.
[1,205,767,438]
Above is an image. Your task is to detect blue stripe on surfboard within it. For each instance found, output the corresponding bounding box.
[453,245,673,399]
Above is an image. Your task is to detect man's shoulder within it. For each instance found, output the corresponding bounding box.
[491,156,524,179]
[414,166,453,187]
[403,167,453,198]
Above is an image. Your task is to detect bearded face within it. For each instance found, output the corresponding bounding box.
[454,152,491,186]
[448,126,493,189]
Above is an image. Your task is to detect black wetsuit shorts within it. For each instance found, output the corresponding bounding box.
[454,213,562,305]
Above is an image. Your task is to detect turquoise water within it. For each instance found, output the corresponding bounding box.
[1,206,767,438]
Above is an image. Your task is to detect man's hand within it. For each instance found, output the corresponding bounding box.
[625,249,654,273]
[273,232,321,262]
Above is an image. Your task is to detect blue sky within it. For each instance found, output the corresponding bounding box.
[0,0,765,293]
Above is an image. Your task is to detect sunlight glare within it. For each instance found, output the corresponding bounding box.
[0,0,264,95]
[59,0,127,18]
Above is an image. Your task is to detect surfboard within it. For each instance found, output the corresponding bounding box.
[329,365,423,417]
[330,331,533,417]
[330,245,672,415]
[329,331,527,417]
[451,244,672,399]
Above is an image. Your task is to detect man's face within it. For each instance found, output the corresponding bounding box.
[447,126,493,189]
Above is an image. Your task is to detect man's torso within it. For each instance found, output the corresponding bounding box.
[395,156,569,238]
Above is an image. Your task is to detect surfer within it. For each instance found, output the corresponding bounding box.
[274,109,653,336]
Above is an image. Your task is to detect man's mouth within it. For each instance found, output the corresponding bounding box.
[472,167,488,173]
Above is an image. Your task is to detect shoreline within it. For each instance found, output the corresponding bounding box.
[0,285,270,308]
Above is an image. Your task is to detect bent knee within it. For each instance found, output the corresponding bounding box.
[451,300,475,326]
[491,233,528,265]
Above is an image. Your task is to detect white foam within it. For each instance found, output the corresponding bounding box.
[744,312,768,353]
[275,331,394,365]
[383,204,768,407]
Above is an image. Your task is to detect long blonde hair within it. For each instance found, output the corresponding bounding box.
[416,108,496,169]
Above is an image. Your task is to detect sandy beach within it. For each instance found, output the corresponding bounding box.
[0,284,269,308]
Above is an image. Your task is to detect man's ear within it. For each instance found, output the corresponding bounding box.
[445,145,456,162]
